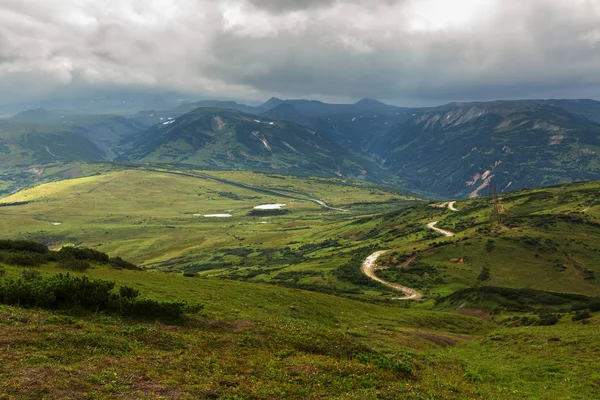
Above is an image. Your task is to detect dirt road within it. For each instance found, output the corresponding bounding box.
[582,195,599,213]
[448,201,458,211]
[427,221,455,237]
[360,250,423,300]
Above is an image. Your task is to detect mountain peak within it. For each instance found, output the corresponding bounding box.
[355,98,387,107]
[260,97,285,110]
[11,108,59,121]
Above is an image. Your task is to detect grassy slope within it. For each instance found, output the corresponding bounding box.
[124,108,391,183]
[0,169,420,300]
[379,103,600,197]
[1,174,600,398]
[2,169,600,302]
[394,181,600,299]
[1,260,599,399]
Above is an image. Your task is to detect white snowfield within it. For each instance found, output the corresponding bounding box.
[254,204,286,210]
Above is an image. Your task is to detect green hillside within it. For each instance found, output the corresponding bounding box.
[1,170,600,398]
[2,167,600,305]
[0,168,420,282]
[122,107,391,182]
[1,241,599,399]
[377,102,600,197]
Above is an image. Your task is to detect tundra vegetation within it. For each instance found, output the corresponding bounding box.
[1,168,599,399]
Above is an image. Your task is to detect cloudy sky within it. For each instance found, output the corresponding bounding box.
[1,0,600,106]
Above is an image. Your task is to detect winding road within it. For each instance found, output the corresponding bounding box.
[426,221,455,237]
[360,250,423,300]
[360,206,458,299]
[138,167,348,212]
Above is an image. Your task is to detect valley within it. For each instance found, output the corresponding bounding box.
[3,2,600,397]
[1,97,600,399]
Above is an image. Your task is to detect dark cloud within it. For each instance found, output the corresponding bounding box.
[246,0,337,13]
[246,0,402,13]
[0,0,599,106]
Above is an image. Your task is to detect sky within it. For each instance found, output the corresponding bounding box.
[1,0,600,106]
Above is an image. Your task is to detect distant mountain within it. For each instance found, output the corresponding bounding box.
[173,100,266,115]
[258,98,426,152]
[260,104,313,127]
[259,97,285,110]
[10,109,64,124]
[0,91,198,117]
[376,101,600,197]
[121,107,390,181]
[0,111,155,185]
[533,99,600,124]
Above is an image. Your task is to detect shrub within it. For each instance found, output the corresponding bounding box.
[109,296,187,320]
[183,272,199,278]
[58,257,91,272]
[477,267,490,281]
[572,310,591,322]
[58,246,110,262]
[537,313,561,326]
[5,252,43,267]
[110,257,141,271]
[0,240,49,254]
[0,273,193,322]
[119,286,140,299]
[0,266,6,277]
[21,269,42,281]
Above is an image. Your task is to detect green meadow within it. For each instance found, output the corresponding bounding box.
[1,169,600,399]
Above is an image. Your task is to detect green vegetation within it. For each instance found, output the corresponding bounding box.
[122,107,392,183]
[0,168,420,297]
[376,101,600,197]
[2,164,600,398]
[0,251,598,399]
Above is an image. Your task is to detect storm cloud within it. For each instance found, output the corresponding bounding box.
[0,0,599,105]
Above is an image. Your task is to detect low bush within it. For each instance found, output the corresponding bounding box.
[4,252,44,267]
[589,299,600,312]
[58,246,110,263]
[21,269,42,280]
[0,240,49,254]
[58,257,91,272]
[0,273,194,322]
[119,286,140,299]
[572,310,591,322]
[110,257,142,270]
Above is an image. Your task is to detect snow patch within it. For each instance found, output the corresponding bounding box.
[252,132,272,151]
[254,204,286,210]
[281,141,298,153]
[162,120,175,125]
[52,222,62,226]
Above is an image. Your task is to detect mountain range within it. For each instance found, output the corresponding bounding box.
[2,95,600,198]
